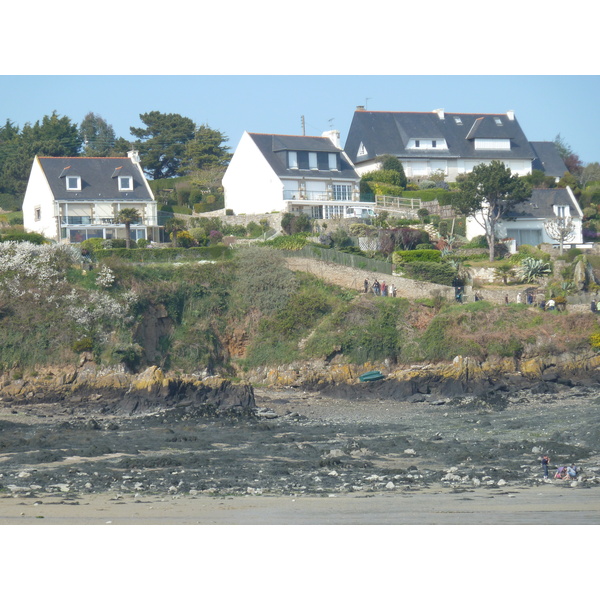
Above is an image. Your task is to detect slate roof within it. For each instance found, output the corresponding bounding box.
[505,187,581,220]
[37,156,153,201]
[248,133,359,180]
[344,110,535,164]
[529,142,568,178]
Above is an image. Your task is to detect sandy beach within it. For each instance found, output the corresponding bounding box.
[1,483,599,525]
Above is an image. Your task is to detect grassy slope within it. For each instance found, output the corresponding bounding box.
[2,251,600,375]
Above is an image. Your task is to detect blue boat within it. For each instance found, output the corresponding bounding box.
[358,370,385,382]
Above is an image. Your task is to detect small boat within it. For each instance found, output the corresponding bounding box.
[358,370,385,382]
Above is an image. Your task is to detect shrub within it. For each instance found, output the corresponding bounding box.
[393,249,442,263]
[396,261,456,286]
[231,246,298,315]
[419,180,437,189]
[0,231,46,244]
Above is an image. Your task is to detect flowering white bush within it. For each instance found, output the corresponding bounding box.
[95,264,115,288]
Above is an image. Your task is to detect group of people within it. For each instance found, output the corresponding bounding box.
[541,455,578,480]
[507,293,557,311]
[364,279,396,297]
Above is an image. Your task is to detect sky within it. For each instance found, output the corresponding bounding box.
[2,74,599,164]
[2,2,600,168]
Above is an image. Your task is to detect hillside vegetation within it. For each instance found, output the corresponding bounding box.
[1,241,599,379]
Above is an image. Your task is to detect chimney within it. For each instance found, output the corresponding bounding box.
[356,105,365,111]
[322,130,341,149]
[506,110,515,121]
[128,149,140,163]
[433,108,445,120]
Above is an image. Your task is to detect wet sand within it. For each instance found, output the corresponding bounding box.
[1,484,599,525]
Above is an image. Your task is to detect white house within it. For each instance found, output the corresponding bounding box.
[344,108,565,182]
[223,130,372,219]
[466,186,584,248]
[22,151,160,243]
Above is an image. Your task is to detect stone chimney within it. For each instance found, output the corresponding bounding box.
[433,108,445,120]
[322,130,341,149]
[356,105,365,111]
[506,110,515,121]
[128,149,140,163]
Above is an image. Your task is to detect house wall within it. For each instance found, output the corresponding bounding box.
[356,157,532,182]
[467,216,583,246]
[223,132,284,215]
[22,158,58,240]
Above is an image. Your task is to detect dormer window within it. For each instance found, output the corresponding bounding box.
[328,153,338,171]
[358,142,367,157]
[288,151,298,169]
[66,175,81,191]
[554,205,570,218]
[118,175,133,191]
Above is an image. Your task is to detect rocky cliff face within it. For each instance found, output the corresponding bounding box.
[0,363,255,414]
[239,351,600,399]
[2,350,600,411]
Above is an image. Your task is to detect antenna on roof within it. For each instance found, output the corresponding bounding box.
[365,98,371,110]
[328,118,334,129]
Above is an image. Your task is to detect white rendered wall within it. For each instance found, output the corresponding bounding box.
[22,157,59,240]
[223,132,284,215]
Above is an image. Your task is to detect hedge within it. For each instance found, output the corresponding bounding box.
[396,261,456,286]
[393,249,442,263]
[401,189,457,205]
[93,246,232,262]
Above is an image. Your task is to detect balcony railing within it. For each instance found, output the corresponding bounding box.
[283,190,362,203]
[60,216,159,226]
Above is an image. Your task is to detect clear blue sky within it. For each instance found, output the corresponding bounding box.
[1,75,599,164]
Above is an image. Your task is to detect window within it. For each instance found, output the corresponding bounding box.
[118,176,133,191]
[358,142,367,157]
[328,153,338,170]
[494,117,503,126]
[288,151,298,169]
[555,205,570,217]
[432,140,437,148]
[34,206,41,221]
[309,152,318,170]
[454,116,463,125]
[332,184,352,201]
[66,176,81,191]
[415,140,420,148]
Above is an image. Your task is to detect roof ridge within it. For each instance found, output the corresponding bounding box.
[249,132,327,139]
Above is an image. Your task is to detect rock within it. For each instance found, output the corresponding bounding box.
[385,481,395,489]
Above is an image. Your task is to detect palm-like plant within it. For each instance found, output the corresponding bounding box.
[518,257,552,283]
[165,217,187,248]
[494,263,516,284]
[116,208,141,249]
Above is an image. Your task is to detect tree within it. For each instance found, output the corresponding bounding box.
[179,124,231,175]
[554,134,583,177]
[116,208,141,249]
[544,216,576,256]
[21,111,82,157]
[453,161,531,261]
[130,111,196,179]
[80,112,116,157]
[165,217,187,247]
[580,162,600,188]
